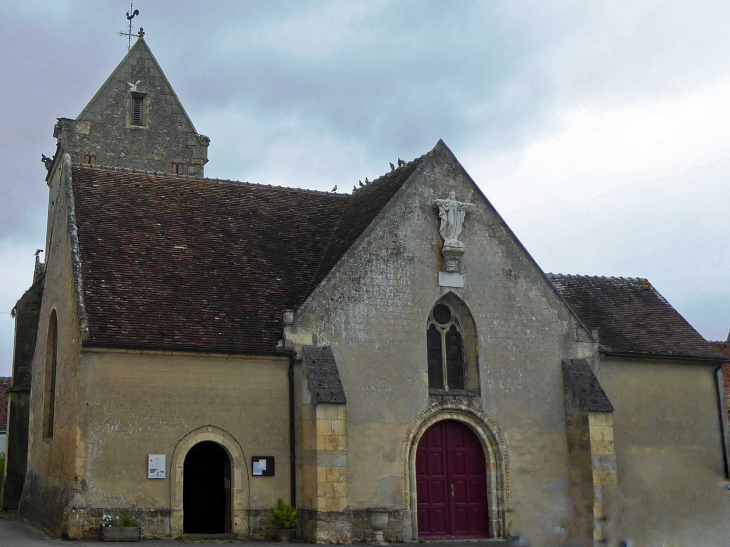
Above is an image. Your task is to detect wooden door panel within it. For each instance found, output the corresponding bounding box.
[417,420,489,539]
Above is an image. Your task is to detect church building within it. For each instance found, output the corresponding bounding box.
[4,36,730,547]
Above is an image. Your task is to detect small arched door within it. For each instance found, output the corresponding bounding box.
[416,420,489,539]
[183,441,232,534]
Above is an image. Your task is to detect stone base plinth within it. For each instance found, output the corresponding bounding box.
[299,509,352,544]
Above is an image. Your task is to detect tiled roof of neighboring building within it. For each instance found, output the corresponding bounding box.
[0,377,10,432]
[72,156,423,354]
[711,336,730,362]
[562,359,613,412]
[549,274,724,361]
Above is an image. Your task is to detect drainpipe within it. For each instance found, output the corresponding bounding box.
[714,365,730,479]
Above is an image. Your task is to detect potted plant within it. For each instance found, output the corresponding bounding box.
[100,511,141,542]
[270,497,297,542]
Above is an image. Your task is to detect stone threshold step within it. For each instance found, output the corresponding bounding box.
[180,532,236,541]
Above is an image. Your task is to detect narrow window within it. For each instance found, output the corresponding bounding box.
[426,296,479,394]
[131,96,144,126]
[427,303,465,391]
[83,155,96,165]
[445,325,465,390]
[171,163,185,175]
[427,324,443,389]
[43,311,58,438]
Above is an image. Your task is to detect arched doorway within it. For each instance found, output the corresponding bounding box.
[416,420,489,539]
[183,441,232,534]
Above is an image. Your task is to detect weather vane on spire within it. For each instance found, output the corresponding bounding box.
[118,2,144,51]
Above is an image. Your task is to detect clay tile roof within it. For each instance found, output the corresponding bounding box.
[0,377,10,432]
[710,336,730,362]
[72,158,422,354]
[310,156,425,289]
[548,275,724,361]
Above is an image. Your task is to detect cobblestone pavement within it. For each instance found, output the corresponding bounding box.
[0,516,508,546]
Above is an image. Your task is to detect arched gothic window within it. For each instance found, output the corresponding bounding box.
[43,310,58,438]
[426,295,479,394]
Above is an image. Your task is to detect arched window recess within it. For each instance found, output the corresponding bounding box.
[426,294,480,395]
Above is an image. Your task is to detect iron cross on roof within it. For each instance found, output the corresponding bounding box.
[118,2,144,51]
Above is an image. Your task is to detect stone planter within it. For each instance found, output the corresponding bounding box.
[369,510,389,546]
[101,526,141,541]
[277,528,296,542]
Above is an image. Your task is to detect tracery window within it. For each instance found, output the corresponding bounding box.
[426,295,480,394]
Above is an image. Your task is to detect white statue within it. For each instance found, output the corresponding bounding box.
[434,191,476,249]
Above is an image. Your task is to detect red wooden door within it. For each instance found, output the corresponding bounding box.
[416,420,489,539]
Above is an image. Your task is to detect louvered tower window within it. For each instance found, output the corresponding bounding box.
[131,96,144,125]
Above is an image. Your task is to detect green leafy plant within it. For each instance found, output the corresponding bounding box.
[269,498,297,529]
[112,511,140,528]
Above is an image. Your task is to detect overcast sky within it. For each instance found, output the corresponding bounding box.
[1,1,728,376]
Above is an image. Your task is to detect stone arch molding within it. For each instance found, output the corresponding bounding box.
[170,425,250,538]
[403,401,510,539]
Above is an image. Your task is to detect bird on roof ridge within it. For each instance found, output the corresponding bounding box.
[398,158,405,167]
[331,185,337,192]
[389,162,395,171]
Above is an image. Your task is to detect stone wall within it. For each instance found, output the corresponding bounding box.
[351,509,408,542]
[71,348,291,540]
[54,38,208,176]
[18,157,85,537]
[2,279,43,509]
[587,412,617,544]
[297,348,351,543]
[293,143,599,546]
[598,358,730,546]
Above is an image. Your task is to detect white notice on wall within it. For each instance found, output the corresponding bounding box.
[253,459,267,476]
[148,454,166,479]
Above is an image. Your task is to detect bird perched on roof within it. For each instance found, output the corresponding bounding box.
[398,158,405,167]
[389,162,395,171]
[352,185,357,192]
[365,177,369,184]
[331,185,337,192]
[41,154,54,171]
[359,180,364,187]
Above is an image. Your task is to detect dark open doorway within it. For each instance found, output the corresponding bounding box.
[183,441,232,534]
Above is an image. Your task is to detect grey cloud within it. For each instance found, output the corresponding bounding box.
[1,1,728,375]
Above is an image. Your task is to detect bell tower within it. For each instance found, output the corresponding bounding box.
[52,35,210,176]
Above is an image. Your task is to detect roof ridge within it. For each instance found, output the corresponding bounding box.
[72,163,351,198]
[548,273,649,282]
[350,150,431,194]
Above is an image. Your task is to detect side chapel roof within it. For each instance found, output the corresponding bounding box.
[549,274,724,361]
[72,154,425,354]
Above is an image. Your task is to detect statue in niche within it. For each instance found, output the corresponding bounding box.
[434,192,476,249]
[434,192,476,273]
